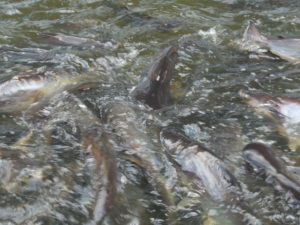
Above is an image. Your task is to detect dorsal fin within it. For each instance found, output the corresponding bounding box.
[243,21,268,43]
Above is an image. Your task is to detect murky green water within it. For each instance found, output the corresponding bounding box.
[1,0,300,224]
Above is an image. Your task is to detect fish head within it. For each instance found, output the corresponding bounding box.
[147,45,177,87]
[160,127,209,157]
[242,142,284,174]
[239,90,286,121]
[133,45,177,109]
[243,142,300,201]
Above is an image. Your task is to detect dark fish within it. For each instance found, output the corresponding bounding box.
[83,125,116,225]
[118,6,180,32]
[239,90,300,150]
[132,45,177,109]
[242,21,300,63]
[105,1,180,32]
[243,142,300,200]
[160,127,239,203]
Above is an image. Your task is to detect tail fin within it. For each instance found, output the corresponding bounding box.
[243,21,268,43]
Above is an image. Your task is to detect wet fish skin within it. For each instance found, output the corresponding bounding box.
[243,142,300,201]
[0,67,99,114]
[37,33,116,49]
[119,6,180,32]
[160,127,240,203]
[133,45,177,109]
[0,70,56,113]
[83,125,116,225]
[0,46,50,65]
[242,21,300,63]
[105,1,180,32]
[239,90,300,150]
[161,128,264,225]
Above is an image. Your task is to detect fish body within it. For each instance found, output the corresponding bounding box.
[242,21,300,63]
[102,102,176,208]
[160,127,239,203]
[37,33,115,49]
[243,142,300,200]
[132,45,177,109]
[239,90,300,150]
[0,68,94,113]
[0,70,56,113]
[83,125,116,225]
[105,2,180,32]
[0,46,50,65]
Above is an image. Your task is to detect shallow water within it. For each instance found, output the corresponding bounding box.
[1,0,300,224]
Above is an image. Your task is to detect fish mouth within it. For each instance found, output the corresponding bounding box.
[150,45,178,84]
[165,45,178,57]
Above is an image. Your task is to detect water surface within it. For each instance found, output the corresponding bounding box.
[1,0,300,224]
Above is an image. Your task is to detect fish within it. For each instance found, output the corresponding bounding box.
[0,67,98,114]
[132,45,177,109]
[82,125,117,225]
[243,142,300,200]
[160,128,262,225]
[0,46,50,66]
[242,21,300,63]
[0,69,60,113]
[118,6,180,32]
[239,90,300,150]
[104,2,180,32]
[160,127,240,203]
[36,33,116,49]
[102,102,175,203]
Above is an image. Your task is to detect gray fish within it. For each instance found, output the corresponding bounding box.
[0,68,98,114]
[160,128,262,225]
[132,45,177,109]
[239,90,300,150]
[243,142,300,200]
[0,46,50,65]
[242,21,300,63]
[37,33,116,49]
[160,127,240,203]
[0,70,58,113]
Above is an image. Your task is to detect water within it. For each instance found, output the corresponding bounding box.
[0,0,300,224]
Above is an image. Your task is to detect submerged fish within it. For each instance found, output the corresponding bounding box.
[83,125,116,225]
[105,2,180,32]
[119,6,180,32]
[239,90,300,150]
[132,45,177,109]
[243,142,300,201]
[242,21,300,63]
[0,46,50,65]
[36,33,116,49]
[102,102,175,206]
